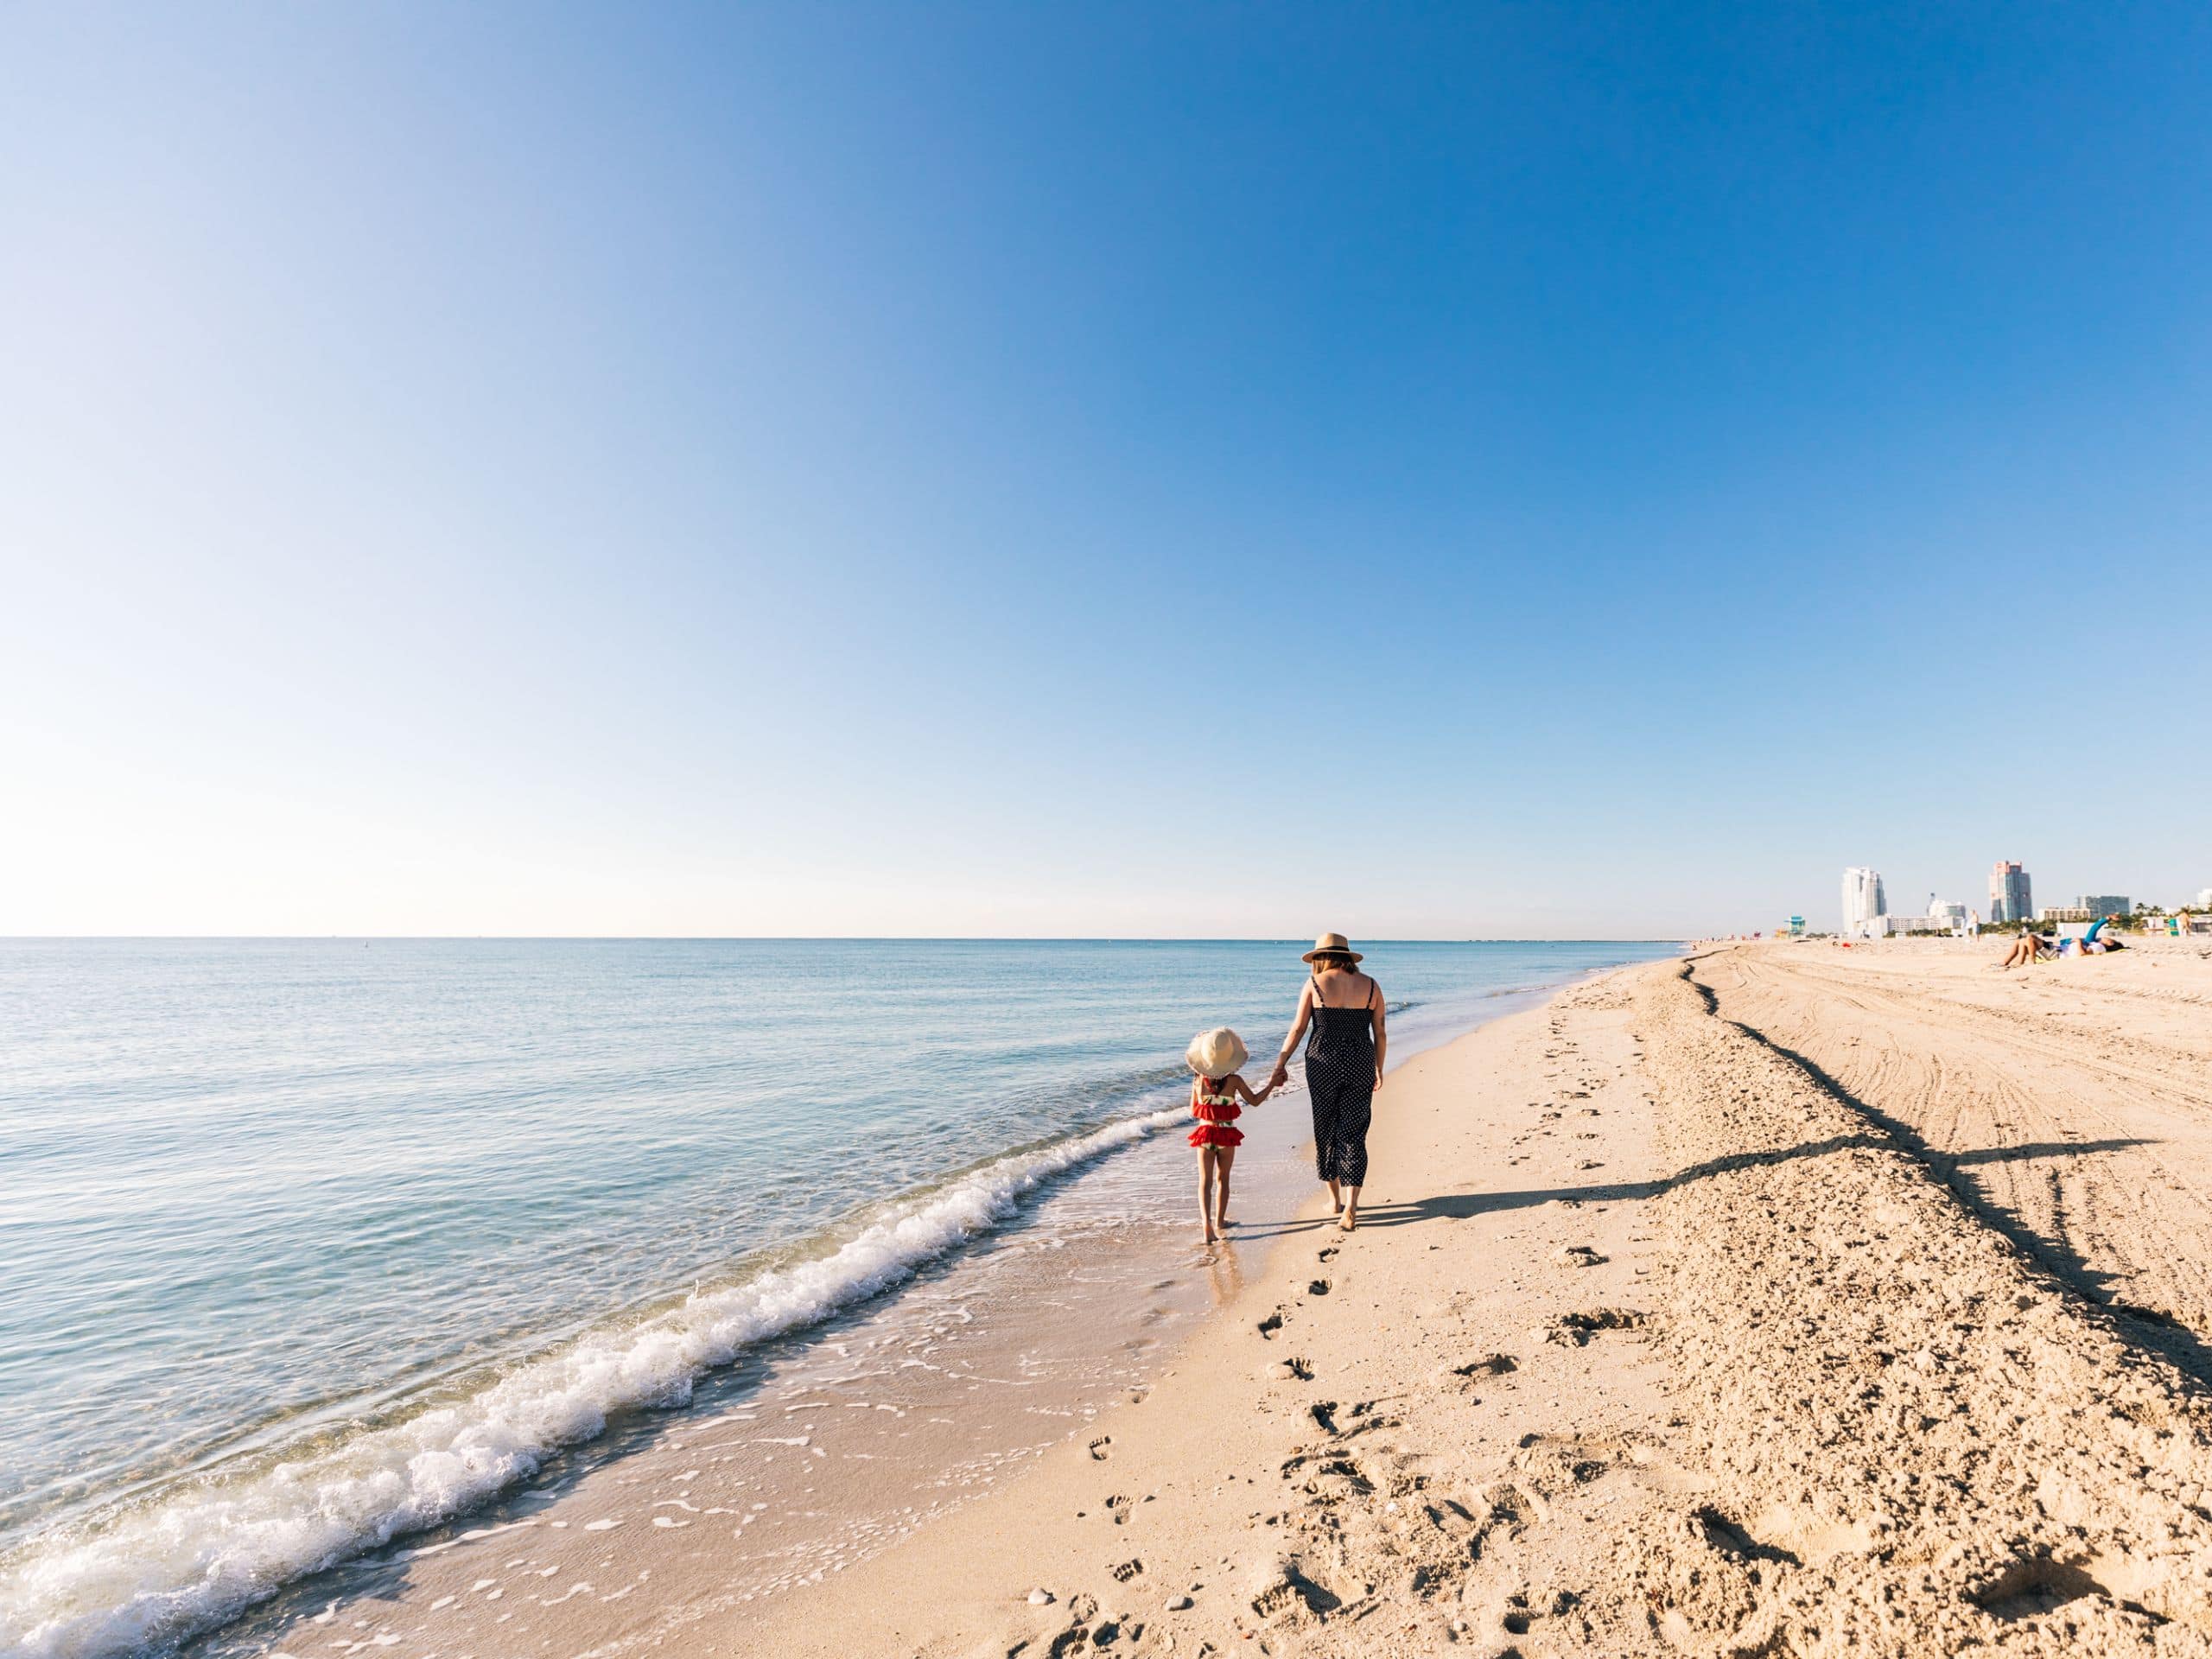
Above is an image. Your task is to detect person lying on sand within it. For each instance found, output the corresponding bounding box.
[2082,914,2127,954]
[1185,1027,1275,1245]
[1999,931,2056,969]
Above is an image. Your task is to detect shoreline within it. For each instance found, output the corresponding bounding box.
[158,965,1643,1659]
[192,963,1664,1658]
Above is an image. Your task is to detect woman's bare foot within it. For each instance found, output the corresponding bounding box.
[1202,1225,1219,1244]
[1339,1211,1357,1232]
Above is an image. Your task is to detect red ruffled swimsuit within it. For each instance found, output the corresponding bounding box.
[1189,1079,1243,1148]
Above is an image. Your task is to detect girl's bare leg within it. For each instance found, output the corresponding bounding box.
[1326,1177,1344,1215]
[1213,1147,1237,1231]
[1340,1185,1362,1231]
[1197,1148,1220,1243]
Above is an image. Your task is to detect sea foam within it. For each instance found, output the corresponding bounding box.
[0,1104,1185,1659]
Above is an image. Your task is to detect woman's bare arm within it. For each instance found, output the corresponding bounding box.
[1268,982,1314,1089]
[1369,978,1388,1090]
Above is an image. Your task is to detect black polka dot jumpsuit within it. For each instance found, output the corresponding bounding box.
[1306,978,1376,1186]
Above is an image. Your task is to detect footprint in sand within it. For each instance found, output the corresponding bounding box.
[1089,1437,1112,1461]
[1548,1308,1645,1344]
[1307,1279,1332,1296]
[1452,1353,1518,1377]
[1248,1555,1344,1622]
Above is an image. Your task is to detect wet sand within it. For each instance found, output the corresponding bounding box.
[206,1013,1341,1658]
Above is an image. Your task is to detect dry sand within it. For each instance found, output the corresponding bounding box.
[276,939,2212,1657]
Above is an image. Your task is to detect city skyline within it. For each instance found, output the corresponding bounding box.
[1834,855,2208,935]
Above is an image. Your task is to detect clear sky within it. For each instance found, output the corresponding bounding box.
[3,3,2208,938]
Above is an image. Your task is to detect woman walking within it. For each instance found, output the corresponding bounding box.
[1268,933,1387,1231]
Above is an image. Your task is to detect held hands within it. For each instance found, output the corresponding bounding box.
[1268,1058,1290,1092]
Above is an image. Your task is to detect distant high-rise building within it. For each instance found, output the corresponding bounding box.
[1842,867,1887,937]
[2079,894,2132,918]
[1988,860,2031,925]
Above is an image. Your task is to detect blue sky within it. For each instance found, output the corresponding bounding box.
[3,3,2207,937]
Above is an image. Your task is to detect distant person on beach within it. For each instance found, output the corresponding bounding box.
[1268,933,1388,1233]
[1999,931,2056,969]
[1185,1027,1274,1245]
[2082,914,2126,954]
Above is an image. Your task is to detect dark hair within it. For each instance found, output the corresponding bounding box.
[1310,950,1358,972]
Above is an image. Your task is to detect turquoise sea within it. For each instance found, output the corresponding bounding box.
[0,938,1678,1657]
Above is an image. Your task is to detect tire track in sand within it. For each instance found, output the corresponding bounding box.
[1620,951,2212,1656]
[1707,946,2212,1370]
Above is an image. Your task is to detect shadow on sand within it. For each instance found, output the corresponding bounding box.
[1343,1132,2151,1230]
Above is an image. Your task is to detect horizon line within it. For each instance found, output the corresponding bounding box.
[0,934,1694,945]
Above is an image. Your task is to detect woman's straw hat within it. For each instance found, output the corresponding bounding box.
[1186,1027,1249,1077]
[1300,931,1363,963]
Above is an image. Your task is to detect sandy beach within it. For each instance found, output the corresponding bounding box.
[246,938,2212,1658]
[16,10,2207,1656]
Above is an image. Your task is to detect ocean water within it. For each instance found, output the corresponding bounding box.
[0,938,1677,1658]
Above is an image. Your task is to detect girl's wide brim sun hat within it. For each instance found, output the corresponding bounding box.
[1300,931,1363,963]
[1186,1027,1249,1077]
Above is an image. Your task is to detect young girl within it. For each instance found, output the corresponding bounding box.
[1185,1027,1275,1244]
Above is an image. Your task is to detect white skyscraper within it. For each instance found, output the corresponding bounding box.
[1842,867,1887,937]
[1989,860,2031,925]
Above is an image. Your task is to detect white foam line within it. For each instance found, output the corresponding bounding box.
[0,1104,1186,1659]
